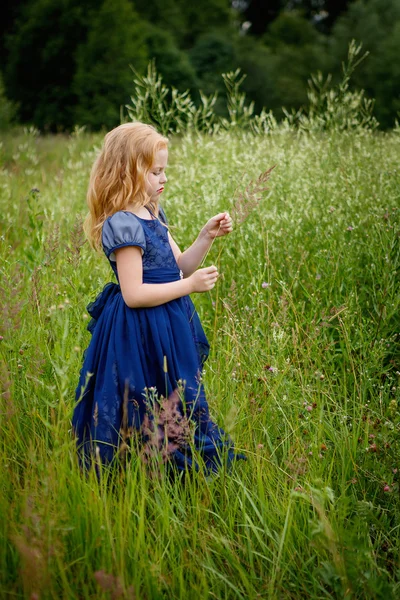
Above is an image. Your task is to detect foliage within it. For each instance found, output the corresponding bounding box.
[329,0,400,128]
[132,0,187,46]
[142,25,198,92]
[4,0,97,130]
[0,73,18,131]
[127,42,378,136]
[126,62,219,136]
[263,9,322,47]
[177,0,234,47]
[3,0,400,131]
[189,31,238,112]
[1,122,399,598]
[133,0,234,48]
[72,0,148,130]
[297,40,379,132]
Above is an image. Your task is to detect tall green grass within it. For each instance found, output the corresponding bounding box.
[0,118,399,596]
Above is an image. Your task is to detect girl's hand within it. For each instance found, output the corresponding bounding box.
[201,212,233,240]
[189,266,219,293]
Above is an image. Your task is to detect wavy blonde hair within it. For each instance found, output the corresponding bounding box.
[84,122,168,250]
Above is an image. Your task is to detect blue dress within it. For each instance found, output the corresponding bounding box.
[73,209,242,473]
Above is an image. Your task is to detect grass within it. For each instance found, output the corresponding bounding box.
[0,124,399,599]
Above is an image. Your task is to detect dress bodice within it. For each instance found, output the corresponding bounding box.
[102,210,180,280]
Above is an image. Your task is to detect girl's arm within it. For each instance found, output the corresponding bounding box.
[169,212,232,277]
[115,246,218,308]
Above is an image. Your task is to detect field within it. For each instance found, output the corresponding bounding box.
[0,125,399,599]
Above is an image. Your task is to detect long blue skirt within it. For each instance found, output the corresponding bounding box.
[73,269,241,473]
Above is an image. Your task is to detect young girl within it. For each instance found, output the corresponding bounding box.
[73,122,242,473]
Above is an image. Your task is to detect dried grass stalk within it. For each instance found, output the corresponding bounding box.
[231,166,276,225]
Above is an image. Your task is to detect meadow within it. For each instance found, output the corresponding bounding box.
[0,121,399,599]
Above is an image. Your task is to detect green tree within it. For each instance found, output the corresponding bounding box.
[130,0,187,46]
[330,0,400,127]
[189,32,238,113]
[288,0,351,31]
[259,11,328,113]
[234,37,279,112]
[177,0,234,47]
[0,73,18,130]
[143,25,197,92]
[5,0,97,130]
[73,0,148,130]
[241,0,284,35]
[264,9,322,46]
[132,0,234,49]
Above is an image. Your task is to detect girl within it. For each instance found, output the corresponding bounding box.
[73,122,242,473]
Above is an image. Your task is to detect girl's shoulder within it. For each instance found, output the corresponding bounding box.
[102,211,146,261]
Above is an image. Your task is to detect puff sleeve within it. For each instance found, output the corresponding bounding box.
[102,211,146,262]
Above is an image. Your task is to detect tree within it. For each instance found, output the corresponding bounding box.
[263,9,323,46]
[143,25,198,92]
[330,0,400,127]
[189,31,238,113]
[73,0,148,130]
[130,0,187,46]
[257,11,328,113]
[287,0,351,30]
[5,0,97,130]
[241,0,285,35]
[177,0,234,47]
[0,0,29,66]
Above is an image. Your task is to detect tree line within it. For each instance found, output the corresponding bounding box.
[1,0,399,131]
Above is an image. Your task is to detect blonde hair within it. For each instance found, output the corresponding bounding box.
[84,122,168,250]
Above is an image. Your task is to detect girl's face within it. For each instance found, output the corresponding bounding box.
[146,148,168,203]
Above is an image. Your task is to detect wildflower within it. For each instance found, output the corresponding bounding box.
[0,336,3,341]
[261,282,270,289]
[257,443,264,449]
[306,405,313,412]
[346,226,354,231]
[315,274,321,280]
[383,485,391,492]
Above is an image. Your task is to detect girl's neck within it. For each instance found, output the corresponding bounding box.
[125,203,157,220]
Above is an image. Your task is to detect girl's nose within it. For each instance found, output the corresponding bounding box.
[161,173,167,184]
